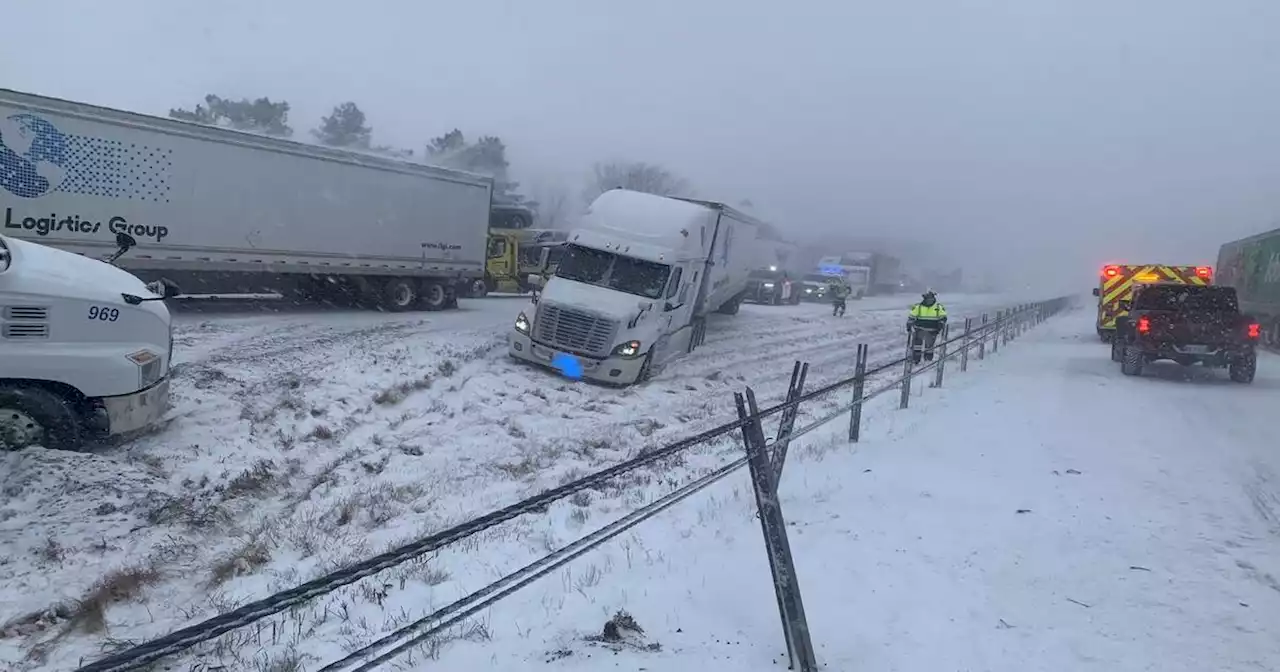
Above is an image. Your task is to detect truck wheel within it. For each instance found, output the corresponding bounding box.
[421,282,448,311]
[1120,346,1144,376]
[1229,354,1256,383]
[636,352,654,383]
[0,386,82,452]
[382,278,418,312]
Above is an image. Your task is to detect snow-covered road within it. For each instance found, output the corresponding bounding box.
[428,303,1280,672]
[0,293,1016,670]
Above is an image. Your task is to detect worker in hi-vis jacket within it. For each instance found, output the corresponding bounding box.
[907,290,948,363]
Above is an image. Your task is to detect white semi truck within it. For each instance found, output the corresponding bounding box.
[0,88,490,311]
[0,232,175,451]
[509,189,763,385]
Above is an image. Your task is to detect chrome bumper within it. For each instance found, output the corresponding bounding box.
[100,378,171,435]
[508,332,648,384]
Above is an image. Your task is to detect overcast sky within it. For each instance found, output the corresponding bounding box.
[4,0,1278,292]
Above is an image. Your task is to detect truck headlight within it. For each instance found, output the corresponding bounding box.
[0,238,9,273]
[612,340,642,358]
[128,349,164,388]
[514,312,530,334]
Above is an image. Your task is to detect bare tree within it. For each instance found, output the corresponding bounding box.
[533,183,574,229]
[582,160,693,203]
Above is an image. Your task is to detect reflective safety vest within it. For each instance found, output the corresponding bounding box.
[909,302,947,330]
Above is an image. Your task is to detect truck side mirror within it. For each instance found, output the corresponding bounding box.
[526,274,544,289]
[160,277,181,298]
[1092,288,1100,296]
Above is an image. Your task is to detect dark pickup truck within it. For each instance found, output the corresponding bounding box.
[744,268,802,305]
[1112,283,1261,383]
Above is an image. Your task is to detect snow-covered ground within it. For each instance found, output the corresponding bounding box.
[0,292,1016,670]
[421,303,1279,672]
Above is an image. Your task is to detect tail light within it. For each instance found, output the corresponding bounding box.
[1247,323,1261,340]
[1102,265,1120,278]
[1195,266,1213,279]
[1137,316,1151,335]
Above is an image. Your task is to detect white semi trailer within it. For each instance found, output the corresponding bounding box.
[0,88,490,311]
[509,189,763,385]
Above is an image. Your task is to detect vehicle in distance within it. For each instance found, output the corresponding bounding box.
[743,266,801,305]
[1111,282,1260,383]
[798,273,831,303]
[1216,226,1280,348]
[1093,264,1212,342]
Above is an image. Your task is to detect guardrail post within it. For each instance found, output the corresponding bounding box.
[992,311,1001,354]
[932,323,949,388]
[734,389,819,672]
[848,343,868,442]
[960,317,972,372]
[979,313,988,360]
[769,361,809,488]
[899,332,914,409]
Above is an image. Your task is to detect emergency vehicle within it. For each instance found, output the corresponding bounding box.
[1093,264,1213,341]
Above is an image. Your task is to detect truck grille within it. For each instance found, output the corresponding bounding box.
[3,323,49,339]
[2,305,49,339]
[4,306,48,321]
[535,303,618,357]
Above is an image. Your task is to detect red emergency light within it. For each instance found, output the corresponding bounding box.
[1137,316,1151,334]
[1102,265,1121,278]
[1195,266,1213,279]
[1247,322,1261,340]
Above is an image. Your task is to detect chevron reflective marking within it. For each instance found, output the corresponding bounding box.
[1095,265,1207,330]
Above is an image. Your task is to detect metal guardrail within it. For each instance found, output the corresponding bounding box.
[74,295,1076,672]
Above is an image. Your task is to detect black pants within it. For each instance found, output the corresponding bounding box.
[912,327,940,363]
[832,298,846,316]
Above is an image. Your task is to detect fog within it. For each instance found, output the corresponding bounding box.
[4,0,1278,295]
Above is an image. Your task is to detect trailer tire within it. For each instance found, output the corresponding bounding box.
[382,278,418,312]
[0,385,82,452]
[421,282,448,311]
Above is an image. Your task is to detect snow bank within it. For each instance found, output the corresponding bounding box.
[0,294,1018,670]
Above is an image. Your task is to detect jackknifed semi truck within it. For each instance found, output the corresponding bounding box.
[0,88,490,311]
[1217,227,1280,348]
[509,189,763,385]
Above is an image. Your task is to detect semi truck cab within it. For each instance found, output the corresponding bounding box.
[509,190,755,386]
[0,234,174,451]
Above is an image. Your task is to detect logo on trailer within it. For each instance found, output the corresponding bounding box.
[0,113,174,242]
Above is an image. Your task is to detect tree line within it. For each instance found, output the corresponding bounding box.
[168,93,722,221]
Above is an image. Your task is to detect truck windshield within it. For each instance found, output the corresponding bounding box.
[1134,286,1239,312]
[555,244,670,299]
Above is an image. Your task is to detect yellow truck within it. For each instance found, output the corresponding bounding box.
[473,229,567,296]
[1093,263,1212,341]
